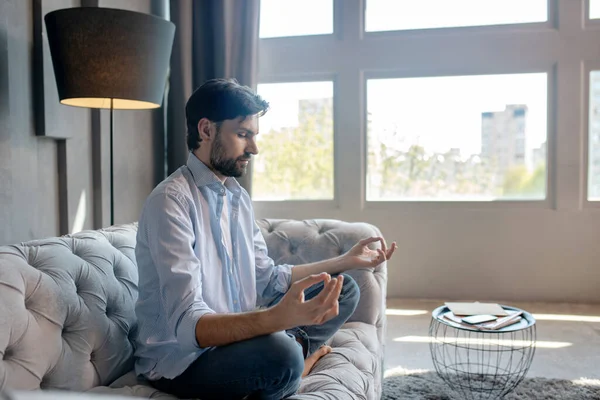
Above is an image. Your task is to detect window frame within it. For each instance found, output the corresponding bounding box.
[582,61,600,207]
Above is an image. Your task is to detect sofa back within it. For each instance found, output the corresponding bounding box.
[0,219,387,392]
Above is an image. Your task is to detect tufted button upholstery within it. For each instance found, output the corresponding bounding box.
[0,219,387,400]
[0,224,139,392]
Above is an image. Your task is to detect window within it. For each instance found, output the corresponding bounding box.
[591,0,600,19]
[367,73,547,201]
[253,82,334,201]
[365,0,547,32]
[257,1,596,210]
[589,71,600,200]
[259,0,334,38]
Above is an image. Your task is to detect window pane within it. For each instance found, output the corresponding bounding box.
[260,0,333,38]
[254,82,334,201]
[366,0,547,32]
[591,0,600,19]
[367,73,547,201]
[589,71,600,200]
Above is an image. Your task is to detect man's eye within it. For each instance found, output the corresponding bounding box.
[238,133,247,138]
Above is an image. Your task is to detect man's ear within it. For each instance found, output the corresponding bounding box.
[197,118,214,142]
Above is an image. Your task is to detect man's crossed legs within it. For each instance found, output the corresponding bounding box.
[151,273,360,400]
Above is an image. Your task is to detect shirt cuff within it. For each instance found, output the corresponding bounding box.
[177,305,215,351]
[273,263,293,293]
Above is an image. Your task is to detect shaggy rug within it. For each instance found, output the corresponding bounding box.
[382,369,600,400]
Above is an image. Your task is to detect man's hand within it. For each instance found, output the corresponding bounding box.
[269,273,343,330]
[343,237,397,269]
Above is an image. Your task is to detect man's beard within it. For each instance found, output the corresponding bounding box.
[210,133,249,178]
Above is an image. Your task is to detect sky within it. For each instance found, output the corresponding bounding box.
[364,0,547,32]
[257,1,559,157]
[592,0,600,19]
[259,0,550,38]
[367,73,547,157]
[258,82,333,131]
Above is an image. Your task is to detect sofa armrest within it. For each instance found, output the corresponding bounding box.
[257,219,387,331]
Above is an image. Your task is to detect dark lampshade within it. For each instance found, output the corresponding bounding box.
[44,7,175,110]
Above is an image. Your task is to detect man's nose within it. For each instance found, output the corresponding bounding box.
[247,137,259,155]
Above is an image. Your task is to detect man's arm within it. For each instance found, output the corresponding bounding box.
[195,273,343,348]
[290,237,398,284]
[144,193,216,353]
[290,256,347,284]
[194,308,281,348]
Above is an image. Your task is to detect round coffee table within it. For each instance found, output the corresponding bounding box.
[429,305,536,399]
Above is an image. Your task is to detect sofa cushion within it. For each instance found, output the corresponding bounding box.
[0,225,139,391]
[291,322,379,400]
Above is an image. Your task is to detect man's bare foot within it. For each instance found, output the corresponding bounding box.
[302,345,332,377]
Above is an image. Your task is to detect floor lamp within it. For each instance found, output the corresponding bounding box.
[44,7,175,225]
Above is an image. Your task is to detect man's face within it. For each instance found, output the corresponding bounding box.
[210,116,259,178]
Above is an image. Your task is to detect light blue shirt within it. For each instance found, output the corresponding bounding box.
[133,153,293,380]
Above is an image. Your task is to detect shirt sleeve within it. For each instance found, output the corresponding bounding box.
[143,192,215,351]
[253,221,293,307]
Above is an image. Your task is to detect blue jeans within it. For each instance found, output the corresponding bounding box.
[150,273,360,400]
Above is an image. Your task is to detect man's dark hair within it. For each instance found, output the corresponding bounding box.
[185,79,270,151]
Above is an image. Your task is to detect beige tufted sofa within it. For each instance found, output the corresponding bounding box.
[0,219,388,400]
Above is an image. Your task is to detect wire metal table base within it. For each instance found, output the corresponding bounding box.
[429,306,537,400]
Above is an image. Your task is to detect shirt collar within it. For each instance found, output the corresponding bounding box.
[186,152,242,194]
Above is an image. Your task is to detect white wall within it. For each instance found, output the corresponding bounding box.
[254,0,600,303]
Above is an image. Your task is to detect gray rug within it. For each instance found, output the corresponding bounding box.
[382,369,600,400]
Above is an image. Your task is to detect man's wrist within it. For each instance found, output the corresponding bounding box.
[261,304,289,332]
[336,254,354,272]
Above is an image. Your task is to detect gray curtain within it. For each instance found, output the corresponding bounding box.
[167,0,260,195]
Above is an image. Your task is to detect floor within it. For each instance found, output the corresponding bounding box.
[384,298,600,380]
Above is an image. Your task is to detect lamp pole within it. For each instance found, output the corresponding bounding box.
[109,98,115,226]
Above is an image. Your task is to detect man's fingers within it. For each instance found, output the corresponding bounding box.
[359,236,383,247]
[334,275,344,299]
[309,277,338,306]
[307,274,343,320]
[375,248,385,263]
[380,237,388,255]
[387,242,398,259]
[318,300,340,324]
[318,275,343,311]
[319,278,343,323]
[359,237,388,257]
[292,273,330,293]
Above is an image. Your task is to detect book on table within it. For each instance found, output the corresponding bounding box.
[443,302,523,330]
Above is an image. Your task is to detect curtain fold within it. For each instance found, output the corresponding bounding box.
[168,0,260,195]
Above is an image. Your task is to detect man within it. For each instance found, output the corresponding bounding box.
[134,79,397,400]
